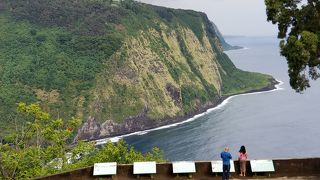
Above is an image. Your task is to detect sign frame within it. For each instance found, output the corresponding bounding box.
[93,162,117,176]
[172,161,196,174]
[211,160,235,173]
[250,160,275,172]
[133,161,157,175]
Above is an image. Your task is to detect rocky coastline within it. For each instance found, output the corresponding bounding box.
[75,78,279,142]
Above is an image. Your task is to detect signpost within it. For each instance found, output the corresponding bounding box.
[133,161,156,178]
[93,162,117,176]
[172,161,196,178]
[250,160,275,176]
[211,160,235,173]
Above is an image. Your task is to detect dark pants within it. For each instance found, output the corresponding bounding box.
[222,164,230,180]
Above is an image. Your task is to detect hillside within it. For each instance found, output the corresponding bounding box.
[211,22,243,51]
[0,0,276,140]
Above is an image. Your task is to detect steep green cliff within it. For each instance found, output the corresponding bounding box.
[211,22,243,51]
[0,0,276,140]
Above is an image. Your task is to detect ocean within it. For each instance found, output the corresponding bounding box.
[123,36,320,161]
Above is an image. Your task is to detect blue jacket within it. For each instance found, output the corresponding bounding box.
[221,151,232,165]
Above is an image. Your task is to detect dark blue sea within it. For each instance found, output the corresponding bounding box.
[124,36,320,161]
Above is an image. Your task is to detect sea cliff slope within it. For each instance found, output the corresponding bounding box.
[0,0,276,140]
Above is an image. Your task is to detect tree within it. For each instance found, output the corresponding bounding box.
[64,140,164,170]
[0,103,82,179]
[0,103,164,179]
[265,0,320,92]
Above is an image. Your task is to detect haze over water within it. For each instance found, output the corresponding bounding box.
[125,36,320,161]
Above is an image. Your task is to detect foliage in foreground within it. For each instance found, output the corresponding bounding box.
[265,0,320,92]
[0,103,164,180]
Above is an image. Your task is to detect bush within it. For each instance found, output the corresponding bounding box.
[0,103,165,179]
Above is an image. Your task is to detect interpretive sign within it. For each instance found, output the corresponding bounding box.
[133,161,156,175]
[93,162,117,176]
[250,160,275,172]
[172,161,196,174]
[211,160,235,173]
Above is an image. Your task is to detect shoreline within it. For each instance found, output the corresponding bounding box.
[95,79,283,145]
[224,46,249,52]
[223,46,248,52]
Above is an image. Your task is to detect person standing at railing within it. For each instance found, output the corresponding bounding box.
[238,145,248,177]
[220,147,232,180]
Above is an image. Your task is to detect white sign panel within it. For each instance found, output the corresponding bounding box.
[133,161,156,174]
[172,161,196,174]
[93,162,117,176]
[211,160,235,173]
[250,160,275,172]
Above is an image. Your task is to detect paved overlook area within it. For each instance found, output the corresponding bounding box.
[38,158,320,180]
[39,175,320,180]
[231,177,319,180]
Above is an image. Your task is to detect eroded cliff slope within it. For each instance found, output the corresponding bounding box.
[0,0,276,140]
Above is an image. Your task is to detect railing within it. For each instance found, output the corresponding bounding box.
[37,157,320,179]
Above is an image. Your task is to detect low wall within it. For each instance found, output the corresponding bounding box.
[38,158,320,179]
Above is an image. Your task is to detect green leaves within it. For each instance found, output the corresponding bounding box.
[17,102,50,121]
[0,103,164,179]
[64,140,165,174]
[77,140,164,165]
[265,0,320,92]
[0,13,122,135]
[0,103,80,179]
[300,31,318,60]
[280,31,319,92]
[265,0,298,38]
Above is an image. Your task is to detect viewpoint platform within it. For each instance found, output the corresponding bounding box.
[37,157,320,179]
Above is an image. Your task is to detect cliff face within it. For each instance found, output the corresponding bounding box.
[211,22,243,51]
[75,11,274,140]
[0,0,275,140]
[77,25,224,139]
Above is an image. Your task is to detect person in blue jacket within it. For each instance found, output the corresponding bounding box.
[220,147,232,180]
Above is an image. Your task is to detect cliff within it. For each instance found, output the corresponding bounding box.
[0,0,275,140]
[211,22,243,51]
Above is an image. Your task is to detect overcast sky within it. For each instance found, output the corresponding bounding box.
[139,0,278,36]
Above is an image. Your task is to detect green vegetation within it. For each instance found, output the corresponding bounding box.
[265,0,320,92]
[181,85,208,112]
[215,51,272,95]
[108,83,144,122]
[0,14,122,134]
[0,0,275,139]
[177,35,218,100]
[0,103,164,179]
[0,0,130,135]
[173,10,205,42]
[7,0,125,35]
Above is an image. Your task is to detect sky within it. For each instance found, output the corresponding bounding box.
[139,0,278,36]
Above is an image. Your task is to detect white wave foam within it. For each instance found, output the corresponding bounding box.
[275,80,285,90]
[136,132,148,135]
[95,80,284,145]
